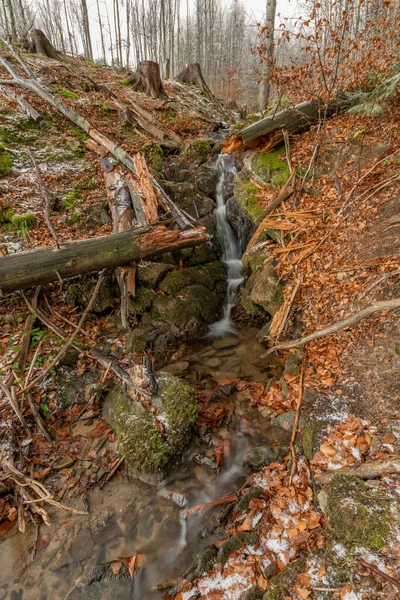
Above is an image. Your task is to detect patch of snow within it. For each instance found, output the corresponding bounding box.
[332,543,347,558]
[342,591,362,600]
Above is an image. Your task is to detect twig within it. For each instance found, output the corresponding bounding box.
[269,277,302,341]
[358,268,400,301]
[26,392,52,443]
[28,149,60,248]
[184,493,237,516]
[283,130,293,175]
[359,558,400,590]
[264,298,400,355]
[18,270,105,396]
[16,286,41,375]
[0,381,28,428]
[25,337,44,386]
[100,456,125,488]
[301,142,320,192]
[315,456,400,485]
[289,360,305,485]
[43,294,89,337]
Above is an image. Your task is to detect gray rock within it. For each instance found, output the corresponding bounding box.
[271,411,306,431]
[54,368,98,409]
[247,445,289,471]
[136,262,173,287]
[213,336,240,350]
[217,532,259,565]
[207,357,222,368]
[284,349,304,376]
[226,197,256,252]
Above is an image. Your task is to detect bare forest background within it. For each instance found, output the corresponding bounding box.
[0,0,399,111]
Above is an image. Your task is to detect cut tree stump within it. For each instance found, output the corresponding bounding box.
[175,63,213,96]
[22,29,61,60]
[126,61,166,99]
[0,226,210,294]
[222,99,346,153]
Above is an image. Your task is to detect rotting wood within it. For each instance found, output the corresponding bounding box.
[0,48,191,230]
[222,99,346,153]
[0,84,41,122]
[264,298,400,354]
[0,226,210,294]
[126,60,166,99]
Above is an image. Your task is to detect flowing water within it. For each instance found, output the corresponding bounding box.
[208,154,243,337]
[0,148,285,600]
[0,328,289,600]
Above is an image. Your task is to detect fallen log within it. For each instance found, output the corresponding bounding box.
[0,225,209,294]
[222,99,345,153]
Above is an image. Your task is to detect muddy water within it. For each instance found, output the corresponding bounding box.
[0,327,289,600]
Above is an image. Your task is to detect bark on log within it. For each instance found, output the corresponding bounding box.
[0,226,209,294]
[222,99,345,153]
[23,29,61,60]
[126,61,166,99]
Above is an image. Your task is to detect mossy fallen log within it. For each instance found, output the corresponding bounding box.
[0,225,210,294]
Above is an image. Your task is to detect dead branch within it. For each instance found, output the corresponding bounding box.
[358,559,400,590]
[26,391,52,443]
[18,271,106,396]
[289,360,305,485]
[28,149,60,248]
[16,286,41,374]
[0,381,28,428]
[184,493,237,516]
[0,84,41,121]
[264,298,400,355]
[315,456,400,485]
[358,268,400,301]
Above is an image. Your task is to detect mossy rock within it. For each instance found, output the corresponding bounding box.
[181,545,218,584]
[55,368,98,409]
[251,147,290,188]
[247,445,289,471]
[130,287,158,316]
[183,139,212,162]
[241,244,269,276]
[187,244,218,266]
[125,326,154,354]
[141,142,164,173]
[67,275,116,313]
[234,486,264,514]
[217,532,259,565]
[262,557,307,600]
[150,294,206,337]
[284,349,304,376]
[187,164,218,199]
[103,373,197,483]
[241,263,284,318]
[136,262,172,287]
[239,587,263,600]
[181,284,224,323]
[162,180,214,220]
[324,474,393,550]
[2,211,36,234]
[159,262,226,294]
[301,420,329,461]
[233,171,263,223]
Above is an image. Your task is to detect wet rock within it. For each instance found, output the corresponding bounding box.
[187,164,218,199]
[136,262,173,287]
[271,411,305,431]
[161,361,190,376]
[181,545,218,582]
[159,263,227,294]
[187,244,218,266]
[213,336,240,350]
[207,357,222,368]
[125,326,154,354]
[241,262,284,318]
[247,445,289,471]
[322,474,392,550]
[103,372,197,484]
[284,349,304,376]
[256,322,271,343]
[54,367,98,408]
[217,532,259,565]
[193,454,220,472]
[226,197,256,251]
[153,333,177,356]
[162,180,214,220]
[66,562,141,600]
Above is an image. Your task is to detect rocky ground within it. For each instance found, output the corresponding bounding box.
[0,50,399,600]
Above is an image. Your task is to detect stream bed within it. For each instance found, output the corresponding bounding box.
[1,326,291,600]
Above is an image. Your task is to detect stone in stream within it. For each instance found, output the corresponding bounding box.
[212,336,240,350]
[103,371,197,485]
[246,445,289,471]
[271,411,306,431]
[193,453,220,473]
[207,357,222,368]
[161,361,190,376]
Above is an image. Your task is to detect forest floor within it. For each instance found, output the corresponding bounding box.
[0,52,399,600]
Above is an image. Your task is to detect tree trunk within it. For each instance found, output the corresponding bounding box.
[258,0,277,112]
[23,29,60,60]
[0,226,209,294]
[222,99,346,153]
[126,61,167,99]
[80,0,93,61]
[175,62,212,96]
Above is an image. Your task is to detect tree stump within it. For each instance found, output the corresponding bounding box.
[175,63,213,97]
[23,29,60,60]
[126,61,166,99]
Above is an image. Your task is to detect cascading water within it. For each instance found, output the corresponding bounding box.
[209,153,243,337]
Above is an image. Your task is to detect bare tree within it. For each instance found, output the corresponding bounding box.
[258,0,277,112]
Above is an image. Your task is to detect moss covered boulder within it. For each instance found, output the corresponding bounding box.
[162,180,214,220]
[233,170,263,222]
[136,262,173,287]
[246,147,290,189]
[323,474,393,550]
[67,274,116,313]
[103,372,198,484]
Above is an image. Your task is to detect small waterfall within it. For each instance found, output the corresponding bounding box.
[209,153,243,337]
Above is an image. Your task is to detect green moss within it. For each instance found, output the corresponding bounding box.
[69,127,89,141]
[234,178,263,221]
[67,211,82,225]
[184,139,212,161]
[94,100,112,114]
[301,420,329,461]
[255,147,290,188]
[163,376,198,449]
[0,149,13,176]
[159,270,193,294]
[120,79,131,87]
[141,142,164,173]
[62,189,80,209]
[325,474,393,550]
[58,89,79,99]
[131,287,157,315]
